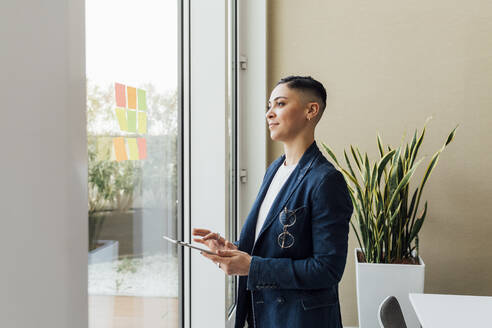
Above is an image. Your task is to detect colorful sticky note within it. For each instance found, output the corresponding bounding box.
[127,138,139,160]
[137,138,147,159]
[127,86,137,109]
[138,111,147,134]
[115,83,126,108]
[115,108,128,131]
[113,137,128,162]
[110,145,116,161]
[127,110,137,132]
[137,89,147,110]
[97,137,112,161]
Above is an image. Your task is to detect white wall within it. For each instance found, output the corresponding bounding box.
[0,1,87,327]
[267,1,492,326]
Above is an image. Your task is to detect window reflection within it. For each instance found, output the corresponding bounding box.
[86,1,180,327]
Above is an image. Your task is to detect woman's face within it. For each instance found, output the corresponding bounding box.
[266,83,310,142]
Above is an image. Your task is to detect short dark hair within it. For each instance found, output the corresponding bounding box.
[276,75,327,112]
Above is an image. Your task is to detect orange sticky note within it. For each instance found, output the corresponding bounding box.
[115,83,126,108]
[127,138,139,160]
[137,138,147,159]
[113,137,128,162]
[127,86,137,109]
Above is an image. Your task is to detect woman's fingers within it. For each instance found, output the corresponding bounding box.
[200,250,251,276]
[226,241,238,250]
[216,249,241,257]
[202,232,216,240]
[194,230,236,251]
[202,232,222,242]
[200,252,222,262]
[192,228,211,236]
[193,238,207,245]
[194,229,231,245]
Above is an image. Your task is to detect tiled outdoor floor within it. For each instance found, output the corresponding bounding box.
[89,295,178,328]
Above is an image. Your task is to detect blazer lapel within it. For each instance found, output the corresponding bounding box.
[252,140,321,252]
[238,156,284,253]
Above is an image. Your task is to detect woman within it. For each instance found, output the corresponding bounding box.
[193,76,353,328]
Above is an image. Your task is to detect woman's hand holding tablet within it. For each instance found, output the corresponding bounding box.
[192,228,251,275]
[162,236,216,255]
[163,228,238,256]
[192,228,238,253]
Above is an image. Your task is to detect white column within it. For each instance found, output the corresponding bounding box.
[0,1,87,327]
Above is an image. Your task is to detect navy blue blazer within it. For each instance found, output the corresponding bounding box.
[234,140,353,328]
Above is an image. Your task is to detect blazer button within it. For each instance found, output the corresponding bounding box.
[276,296,285,304]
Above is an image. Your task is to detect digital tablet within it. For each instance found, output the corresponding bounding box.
[162,235,216,255]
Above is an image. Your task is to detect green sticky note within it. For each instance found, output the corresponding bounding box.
[127,110,137,132]
[115,108,128,131]
[127,138,139,160]
[138,111,147,134]
[137,89,147,110]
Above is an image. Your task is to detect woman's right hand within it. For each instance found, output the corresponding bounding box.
[192,228,238,253]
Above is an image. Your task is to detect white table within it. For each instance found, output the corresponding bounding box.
[409,293,492,328]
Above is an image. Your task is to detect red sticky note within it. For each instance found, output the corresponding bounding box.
[115,83,126,108]
[127,86,137,109]
[113,137,128,162]
[137,138,147,159]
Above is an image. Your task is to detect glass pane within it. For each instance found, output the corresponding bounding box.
[86,1,180,327]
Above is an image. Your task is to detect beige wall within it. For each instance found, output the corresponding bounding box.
[267,0,492,326]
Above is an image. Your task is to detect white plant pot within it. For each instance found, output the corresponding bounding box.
[355,248,425,328]
[89,240,119,264]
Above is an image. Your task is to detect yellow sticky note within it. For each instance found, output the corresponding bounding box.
[115,108,128,131]
[97,137,112,161]
[113,137,128,162]
[138,111,147,134]
[127,138,139,160]
[127,86,137,109]
[110,145,116,161]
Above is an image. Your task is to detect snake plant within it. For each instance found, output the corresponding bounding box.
[322,119,457,264]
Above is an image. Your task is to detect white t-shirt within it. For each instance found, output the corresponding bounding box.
[254,159,297,242]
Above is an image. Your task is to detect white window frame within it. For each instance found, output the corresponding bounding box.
[236,0,267,234]
[183,0,266,327]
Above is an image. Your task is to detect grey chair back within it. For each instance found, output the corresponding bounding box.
[377,295,408,328]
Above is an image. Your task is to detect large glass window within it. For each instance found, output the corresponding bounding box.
[86,1,181,327]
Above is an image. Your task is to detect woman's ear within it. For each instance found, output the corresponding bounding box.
[306,102,320,120]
